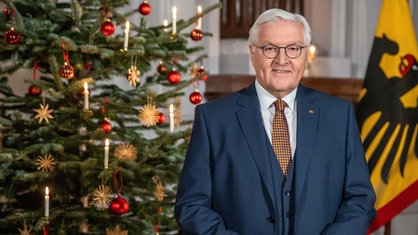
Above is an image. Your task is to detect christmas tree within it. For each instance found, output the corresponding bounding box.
[0,0,220,234]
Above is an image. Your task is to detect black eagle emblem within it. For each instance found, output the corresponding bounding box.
[356,34,418,184]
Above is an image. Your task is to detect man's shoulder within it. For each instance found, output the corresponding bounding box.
[299,85,351,106]
[199,84,254,110]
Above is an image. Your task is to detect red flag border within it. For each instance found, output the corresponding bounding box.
[367,179,418,234]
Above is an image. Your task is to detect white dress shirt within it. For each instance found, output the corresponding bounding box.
[255,79,297,158]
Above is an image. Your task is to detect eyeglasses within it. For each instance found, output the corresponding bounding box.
[253,43,307,59]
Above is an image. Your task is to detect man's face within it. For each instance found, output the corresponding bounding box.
[250,20,308,98]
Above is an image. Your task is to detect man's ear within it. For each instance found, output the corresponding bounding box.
[249,45,254,54]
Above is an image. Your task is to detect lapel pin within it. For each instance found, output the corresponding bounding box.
[308,109,315,114]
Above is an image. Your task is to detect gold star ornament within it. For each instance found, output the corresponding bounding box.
[36,154,56,172]
[138,102,159,127]
[106,225,128,235]
[18,225,33,235]
[127,65,141,87]
[114,143,137,161]
[34,103,54,124]
[91,185,112,211]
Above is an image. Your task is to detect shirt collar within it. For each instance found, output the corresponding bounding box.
[255,79,297,111]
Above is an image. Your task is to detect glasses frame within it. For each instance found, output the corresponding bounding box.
[253,43,307,59]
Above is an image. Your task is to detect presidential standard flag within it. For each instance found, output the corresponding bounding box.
[356,0,418,233]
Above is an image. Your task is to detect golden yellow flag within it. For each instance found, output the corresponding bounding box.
[356,0,418,233]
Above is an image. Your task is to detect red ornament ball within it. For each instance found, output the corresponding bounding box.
[28,84,42,97]
[189,90,203,104]
[157,112,166,124]
[167,70,181,84]
[101,120,112,133]
[157,63,167,74]
[197,67,208,81]
[60,62,74,79]
[190,29,203,41]
[4,28,21,45]
[109,196,129,215]
[138,1,151,15]
[101,20,115,36]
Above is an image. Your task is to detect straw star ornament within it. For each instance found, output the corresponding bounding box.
[33,103,54,124]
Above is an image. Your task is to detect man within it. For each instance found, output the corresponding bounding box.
[174,8,376,235]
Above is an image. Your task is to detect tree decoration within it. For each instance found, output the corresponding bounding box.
[4,28,21,45]
[167,68,181,84]
[28,84,42,97]
[91,184,112,211]
[3,7,14,18]
[36,154,56,172]
[80,195,89,208]
[109,169,129,215]
[138,1,151,15]
[101,19,115,36]
[109,196,129,215]
[106,225,128,235]
[78,219,89,234]
[33,102,54,124]
[190,28,203,41]
[60,62,74,79]
[153,175,164,202]
[114,143,137,161]
[60,43,74,79]
[18,224,33,235]
[138,99,159,127]
[197,66,208,81]
[189,63,198,78]
[189,89,202,104]
[156,60,167,74]
[28,63,42,96]
[174,97,182,127]
[153,175,164,235]
[157,112,166,124]
[101,119,112,133]
[127,58,141,87]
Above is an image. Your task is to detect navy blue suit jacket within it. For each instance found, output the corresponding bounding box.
[175,83,376,235]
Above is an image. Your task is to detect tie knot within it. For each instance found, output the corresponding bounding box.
[274,99,287,111]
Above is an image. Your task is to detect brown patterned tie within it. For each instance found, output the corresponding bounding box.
[272,99,292,177]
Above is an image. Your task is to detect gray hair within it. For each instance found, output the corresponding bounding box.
[248,9,312,47]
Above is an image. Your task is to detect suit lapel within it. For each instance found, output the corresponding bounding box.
[236,83,279,206]
[294,86,319,204]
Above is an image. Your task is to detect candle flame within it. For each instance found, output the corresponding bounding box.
[45,187,49,195]
[172,6,177,15]
[84,82,88,90]
[125,20,130,30]
[197,5,202,14]
[105,138,109,147]
[163,19,168,27]
[169,104,174,113]
[309,45,316,55]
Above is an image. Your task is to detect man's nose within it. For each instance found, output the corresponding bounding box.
[273,49,289,65]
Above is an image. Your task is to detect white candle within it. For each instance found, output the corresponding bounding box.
[104,139,109,169]
[83,82,89,110]
[172,6,177,34]
[197,5,202,30]
[169,104,174,132]
[308,44,317,63]
[45,187,49,217]
[123,20,130,51]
